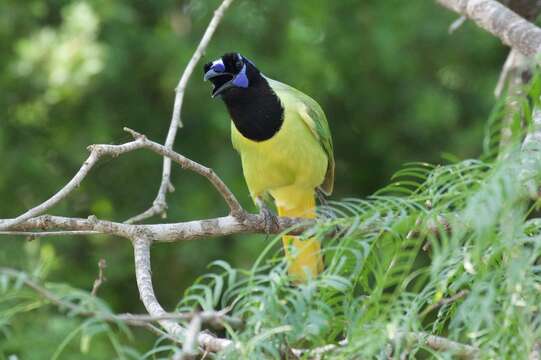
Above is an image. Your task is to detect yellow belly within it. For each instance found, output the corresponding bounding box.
[231,107,327,204]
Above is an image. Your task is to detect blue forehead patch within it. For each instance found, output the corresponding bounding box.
[212,61,225,73]
[232,64,249,88]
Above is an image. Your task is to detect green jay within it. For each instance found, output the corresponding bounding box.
[204,53,334,282]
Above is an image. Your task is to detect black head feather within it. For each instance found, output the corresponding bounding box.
[204,52,283,141]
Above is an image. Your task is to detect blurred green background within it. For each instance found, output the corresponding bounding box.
[0,0,507,357]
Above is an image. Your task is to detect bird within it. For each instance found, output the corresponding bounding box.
[203,52,334,283]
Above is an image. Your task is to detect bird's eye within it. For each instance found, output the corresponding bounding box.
[235,60,243,71]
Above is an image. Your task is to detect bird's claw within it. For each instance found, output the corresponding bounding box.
[256,199,279,234]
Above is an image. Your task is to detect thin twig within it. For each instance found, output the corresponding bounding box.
[125,0,235,224]
[0,139,145,231]
[115,311,241,329]
[145,323,183,345]
[420,290,469,317]
[175,315,203,360]
[406,214,452,241]
[494,48,518,98]
[91,259,107,297]
[124,128,245,218]
[290,339,348,359]
[0,267,82,314]
[448,15,466,34]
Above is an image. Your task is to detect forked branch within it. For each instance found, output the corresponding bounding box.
[0,128,247,235]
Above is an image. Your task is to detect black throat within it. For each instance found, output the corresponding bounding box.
[221,76,284,142]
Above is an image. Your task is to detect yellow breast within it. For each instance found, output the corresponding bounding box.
[231,106,327,200]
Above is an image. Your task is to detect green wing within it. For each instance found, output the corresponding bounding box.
[267,78,335,195]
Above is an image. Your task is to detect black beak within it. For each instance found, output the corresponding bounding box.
[204,62,235,98]
[203,68,224,81]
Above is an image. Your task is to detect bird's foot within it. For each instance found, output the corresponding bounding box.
[256,198,279,234]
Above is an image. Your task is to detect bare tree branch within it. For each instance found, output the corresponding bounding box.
[493,1,541,154]
[126,0,235,224]
[124,128,245,218]
[449,15,467,33]
[3,213,309,242]
[8,215,132,237]
[0,128,247,234]
[132,237,233,353]
[437,0,541,57]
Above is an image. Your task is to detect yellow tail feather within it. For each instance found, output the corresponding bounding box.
[276,193,323,283]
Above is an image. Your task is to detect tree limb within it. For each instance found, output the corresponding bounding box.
[124,128,245,218]
[437,0,541,57]
[494,1,541,154]
[3,213,310,242]
[0,230,101,238]
[132,237,233,353]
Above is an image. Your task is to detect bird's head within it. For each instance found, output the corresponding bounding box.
[203,52,259,98]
